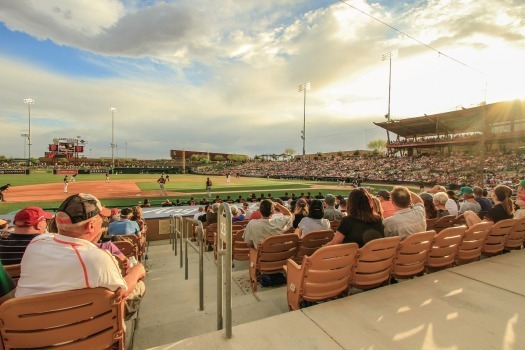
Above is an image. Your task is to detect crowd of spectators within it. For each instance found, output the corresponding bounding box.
[388,132,483,145]
[196,150,524,187]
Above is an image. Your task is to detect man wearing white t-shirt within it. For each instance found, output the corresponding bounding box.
[16,193,146,319]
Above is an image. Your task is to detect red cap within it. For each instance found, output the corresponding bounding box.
[14,207,53,227]
[111,208,120,215]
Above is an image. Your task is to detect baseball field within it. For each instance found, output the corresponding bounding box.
[0,172,394,214]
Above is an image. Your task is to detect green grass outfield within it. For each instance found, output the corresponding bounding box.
[0,172,395,214]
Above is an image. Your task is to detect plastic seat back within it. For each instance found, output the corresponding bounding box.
[392,230,435,279]
[294,230,334,264]
[249,234,299,292]
[456,222,492,265]
[426,226,466,272]
[286,243,358,310]
[0,287,125,350]
[482,218,515,256]
[205,223,217,247]
[350,236,401,290]
[505,217,525,250]
[112,241,137,260]
[454,214,467,226]
[425,218,437,231]
[433,215,456,233]
[233,229,249,261]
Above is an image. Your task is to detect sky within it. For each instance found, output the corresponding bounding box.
[0,0,524,160]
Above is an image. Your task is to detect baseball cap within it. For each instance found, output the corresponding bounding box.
[110,208,120,216]
[519,179,525,187]
[376,190,390,200]
[457,186,474,195]
[14,207,53,227]
[56,193,110,225]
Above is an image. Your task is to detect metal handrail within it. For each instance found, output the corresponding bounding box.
[170,215,177,254]
[217,203,233,338]
[183,218,204,311]
[174,215,183,267]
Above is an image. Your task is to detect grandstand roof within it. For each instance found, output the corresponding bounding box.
[374,100,525,138]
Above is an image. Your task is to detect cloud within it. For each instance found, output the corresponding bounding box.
[0,0,524,160]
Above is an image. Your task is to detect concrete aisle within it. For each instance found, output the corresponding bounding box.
[151,250,525,350]
[132,240,289,349]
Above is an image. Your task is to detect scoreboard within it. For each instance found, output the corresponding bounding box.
[46,138,85,159]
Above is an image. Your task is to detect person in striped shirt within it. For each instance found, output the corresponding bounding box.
[0,207,52,266]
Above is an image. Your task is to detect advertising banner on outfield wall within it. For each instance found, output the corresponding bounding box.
[55,169,78,175]
[0,169,27,174]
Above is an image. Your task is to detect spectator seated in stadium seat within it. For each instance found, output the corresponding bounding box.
[433,192,451,218]
[457,186,481,214]
[323,194,343,221]
[16,193,146,320]
[295,199,330,237]
[107,208,142,236]
[243,199,294,248]
[326,188,384,247]
[0,207,52,266]
[384,187,426,239]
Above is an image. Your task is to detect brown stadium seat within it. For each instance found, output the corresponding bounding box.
[232,228,250,261]
[504,217,525,250]
[4,264,21,282]
[392,230,435,280]
[249,234,299,293]
[425,218,437,231]
[294,230,334,264]
[455,222,492,265]
[213,224,244,260]
[433,215,456,233]
[425,226,466,272]
[112,240,137,260]
[349,236,400,291]
[0,287,125,350]
[117,234,144,262]
[204,223,217,250]
[453,214,467,226]
[286,243,358,311]
[482,218,516,256]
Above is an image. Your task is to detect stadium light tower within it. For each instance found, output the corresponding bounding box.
[20,133,29,159]
[109,107,117,174]
[382,50,397,146]
[23,98,34,171]
[298,82,310,157]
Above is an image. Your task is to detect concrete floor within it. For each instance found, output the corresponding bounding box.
[133,241,525,350]
[132,240,289,349]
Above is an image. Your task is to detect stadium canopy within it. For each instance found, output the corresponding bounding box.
[374,100,525,138]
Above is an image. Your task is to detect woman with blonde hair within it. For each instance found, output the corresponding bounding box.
[464,185,514,227]
[292,198,309,228]
[131,205,147,235]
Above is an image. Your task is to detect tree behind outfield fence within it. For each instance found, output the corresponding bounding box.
[367,139,387,155]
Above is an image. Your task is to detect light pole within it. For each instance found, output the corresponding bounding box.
[20,133,29,159]
[382,50,397,146]
[23,98,34,171]
[109,107,117,174]
[298,82,310,157]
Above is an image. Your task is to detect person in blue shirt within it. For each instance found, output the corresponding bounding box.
[107,208,142,236]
